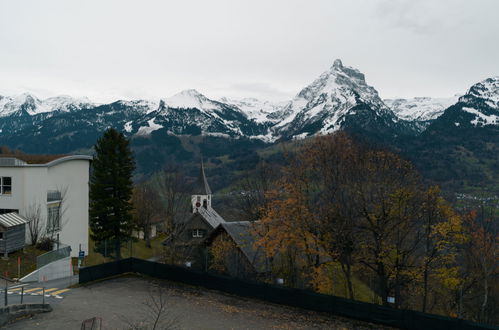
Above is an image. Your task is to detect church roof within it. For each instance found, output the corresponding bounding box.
[213,221,270,274]
[192,161,212,195]
[197,207,225,228]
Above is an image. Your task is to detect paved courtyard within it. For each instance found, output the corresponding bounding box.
[4,275,392,329]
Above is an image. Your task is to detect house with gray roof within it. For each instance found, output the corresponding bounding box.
[205,221,271,280]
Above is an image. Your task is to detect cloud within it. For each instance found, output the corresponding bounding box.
[229,82,293,100]
[374,0,445,35]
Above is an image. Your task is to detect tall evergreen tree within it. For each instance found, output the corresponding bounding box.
[89,128,135,260]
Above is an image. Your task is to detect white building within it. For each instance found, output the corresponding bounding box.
[0,155,91,257]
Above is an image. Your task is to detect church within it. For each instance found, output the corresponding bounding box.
[162,162,226,268]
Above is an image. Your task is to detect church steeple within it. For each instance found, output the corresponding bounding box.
[191,161,212,213]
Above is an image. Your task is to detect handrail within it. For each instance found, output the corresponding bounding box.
[36,245,72,269]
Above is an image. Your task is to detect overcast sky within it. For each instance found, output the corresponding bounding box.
[0,0,498,103]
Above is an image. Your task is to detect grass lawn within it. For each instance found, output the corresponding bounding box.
[0,246,46,279]
[83,233,166,267]
[316,262,379,304]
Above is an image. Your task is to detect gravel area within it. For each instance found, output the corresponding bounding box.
[4,275,394,329]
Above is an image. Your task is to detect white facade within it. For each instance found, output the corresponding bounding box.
[0,156,91,257]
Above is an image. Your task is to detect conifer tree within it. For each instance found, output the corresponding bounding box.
[89,128,135,260]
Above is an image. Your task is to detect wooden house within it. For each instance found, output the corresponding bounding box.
[0,212,27,258]
[205,221,271,281]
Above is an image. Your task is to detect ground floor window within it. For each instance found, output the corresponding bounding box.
[47,202,61,233]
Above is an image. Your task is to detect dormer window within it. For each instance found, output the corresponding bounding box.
[203,199,207,208]
[192,229,205,238]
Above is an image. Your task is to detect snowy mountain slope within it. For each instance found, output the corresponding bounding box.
[0,93,95,117]
[127,90,269,138]
[219,97,286,123]
[273,59,409,139]
[425,76,499,132]
[384,96,460,122]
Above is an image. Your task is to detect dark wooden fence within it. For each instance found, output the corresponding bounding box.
[79,258,497,330]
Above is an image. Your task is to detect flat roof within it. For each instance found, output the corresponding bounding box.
[0,155,92,167]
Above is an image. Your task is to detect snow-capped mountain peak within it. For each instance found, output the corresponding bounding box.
[460,76,499,109]
[163,89,220,112]
[455,76,499,127]
[275,59,394,137]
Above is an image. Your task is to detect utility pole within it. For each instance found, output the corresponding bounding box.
[4,279,7,306]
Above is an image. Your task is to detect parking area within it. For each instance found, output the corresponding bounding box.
[5,275,391,329]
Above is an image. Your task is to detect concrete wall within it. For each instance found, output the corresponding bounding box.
[20,256,73,282]
[46,159,89,257]
[0,304,52,327]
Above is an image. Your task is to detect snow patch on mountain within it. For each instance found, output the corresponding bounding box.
[137,118,163,135]
[462,107,499,126]
[385,96,460,121]
[116,100,158,114]
[124,121,133,133]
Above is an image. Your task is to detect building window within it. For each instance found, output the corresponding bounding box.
[0,209,18,215]
[192,229,205,238]
[0,232,3,240]
[0,177,12,195]
[47,190,62,202]
[47,202,61,233]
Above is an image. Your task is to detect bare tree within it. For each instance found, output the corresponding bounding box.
[23,203,43,246]
[132,183,162,248]
[156,167,190,235]
[125,283,179,330]
[235,161,278,222]
[155,167,194,264]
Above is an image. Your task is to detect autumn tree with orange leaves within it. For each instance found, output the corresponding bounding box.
[254,132,474,315]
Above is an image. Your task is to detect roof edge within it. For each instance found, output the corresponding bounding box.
[27,155,93,167]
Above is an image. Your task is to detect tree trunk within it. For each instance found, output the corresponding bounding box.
[422,265,429,313]
[481,276,488,323]
[115,239,121,260]
[144,225,151,248]
[340,262,355,300]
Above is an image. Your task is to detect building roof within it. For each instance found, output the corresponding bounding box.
[213,221,270,274]
[0,155,92,167]
[0,212,27,228]
[192,161,212,195]
[197,207,225,229]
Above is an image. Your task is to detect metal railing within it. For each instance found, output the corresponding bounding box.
[36,245,72,269]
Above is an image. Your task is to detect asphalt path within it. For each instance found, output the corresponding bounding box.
[0,275,77,307]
